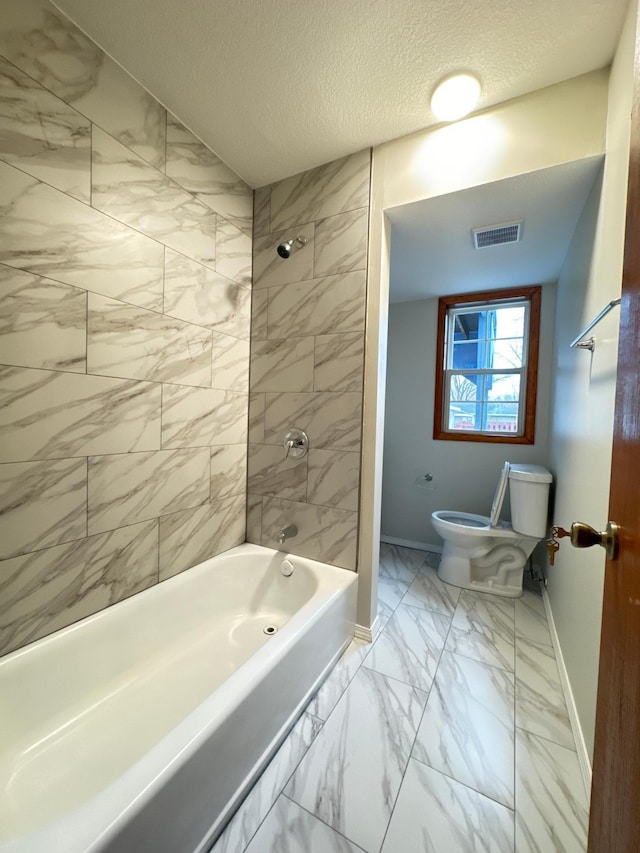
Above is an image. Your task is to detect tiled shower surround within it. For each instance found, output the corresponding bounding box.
[247,152,371,569]
[0,0,254,656]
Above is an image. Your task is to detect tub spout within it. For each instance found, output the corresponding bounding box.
[276,524,298,544]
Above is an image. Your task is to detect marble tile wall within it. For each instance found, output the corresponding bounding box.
[247,151,371,570]
[0,0,253,656]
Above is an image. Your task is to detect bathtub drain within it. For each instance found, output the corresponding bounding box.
[263,625,278,635]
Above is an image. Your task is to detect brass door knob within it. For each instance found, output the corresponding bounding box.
[569,521,619,560]
[548,521,620,561]
[570,522,603,548]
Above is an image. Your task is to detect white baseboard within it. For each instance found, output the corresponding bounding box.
[542,587,592,802]
[380,535,442,554]
[355,615,380,643]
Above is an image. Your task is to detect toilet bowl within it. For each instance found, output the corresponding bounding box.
[432,462,552,597]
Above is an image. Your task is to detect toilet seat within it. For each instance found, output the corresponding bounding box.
[489,461,510,527]
[433,511,518,539]
[438,513,489,529]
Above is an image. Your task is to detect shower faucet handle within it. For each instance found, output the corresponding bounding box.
[283,428,309,459]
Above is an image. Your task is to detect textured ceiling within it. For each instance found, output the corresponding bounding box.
[388,158,603,303]
[53,0,627,187]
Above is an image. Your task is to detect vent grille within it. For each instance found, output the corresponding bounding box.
[472,220,522,249]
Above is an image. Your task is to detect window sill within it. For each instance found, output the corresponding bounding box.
[433,429,535,445]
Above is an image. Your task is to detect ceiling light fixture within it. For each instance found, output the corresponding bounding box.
[431,73,481,122]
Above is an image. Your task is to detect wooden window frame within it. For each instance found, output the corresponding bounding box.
[433,285,541,445]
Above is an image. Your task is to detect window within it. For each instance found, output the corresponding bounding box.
[433,286,541,444]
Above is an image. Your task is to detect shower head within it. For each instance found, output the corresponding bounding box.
[277,236,307,259]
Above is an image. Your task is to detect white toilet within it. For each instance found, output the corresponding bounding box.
[431,462,552,597]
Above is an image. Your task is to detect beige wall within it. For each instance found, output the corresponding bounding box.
[382,285,556,548]
[0,0,253,655]
[547,0,636,764]
[359,71,609,626]
[246,153,371,570]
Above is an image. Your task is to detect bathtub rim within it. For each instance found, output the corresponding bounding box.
[0,542,349,667]
[1,543,357,853]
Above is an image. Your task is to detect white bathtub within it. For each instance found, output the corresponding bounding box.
[0,543,357,853]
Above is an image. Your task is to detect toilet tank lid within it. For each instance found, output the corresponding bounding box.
[508,464,552,484]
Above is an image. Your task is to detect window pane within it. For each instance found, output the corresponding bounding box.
[451,340,483,370]
[487,373,521,401]
[452,311,484,342]
[493,306,525,339]
[491,338,523,368]
[448,401,478,431]
[451,325,524,370]
[486,402,519,434]
[449,374,478,401]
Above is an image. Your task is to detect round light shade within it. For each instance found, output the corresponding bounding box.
[431,74,481,122]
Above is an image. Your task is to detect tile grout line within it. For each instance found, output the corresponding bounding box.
[444,645,515,676]
[377,553,456,853]
[404,604,517,672]
[236,716,327,853]
[2,154,221,268]
[85,456,89,538]
[409,751,516,814]
[256,267,367,298]
[163,108,168,175]
[360,656,440,693]
[411,553,518,847]
[513,633,576,747]
[155,516,160,584]
[308,644,368,724]
[439,562,518,846]
[0,360,251,393]
[312,332,317,393]
[1,154,252,297]
[0,53,169,176]
[84,289,89,375]
[277,646,374,848]
[161,244,167,316]
[394,596,457,620]
[89,122,93,207]
[92,122,227,235]
[2,519,153,565]
[0,442,248,468]
[379,551,518,845]
[2,493,246,565]
[159,381,164,451]
[0,254,252,324]
[514,723,580,754]
[282,793,368,853]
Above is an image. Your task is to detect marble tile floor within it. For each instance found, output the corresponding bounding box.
[211,544,589,853]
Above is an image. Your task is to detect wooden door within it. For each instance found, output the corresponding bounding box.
[588,8,640,850]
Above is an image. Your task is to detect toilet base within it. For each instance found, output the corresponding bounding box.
[437,541,528,598]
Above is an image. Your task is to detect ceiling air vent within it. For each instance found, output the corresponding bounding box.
[472,220,523,250]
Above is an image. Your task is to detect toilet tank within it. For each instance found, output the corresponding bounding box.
[508,464,553,537]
